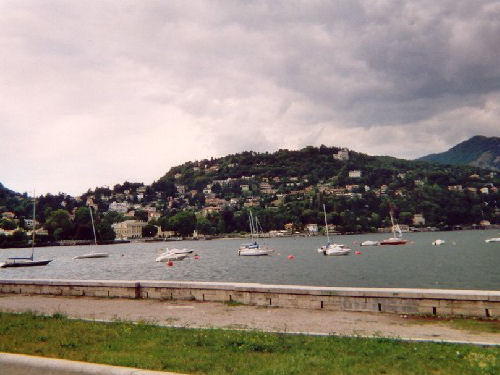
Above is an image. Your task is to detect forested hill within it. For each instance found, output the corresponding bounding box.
[157,145,486,192]
[159,146,431,190]
[1,144,499,247]
[418,135,500,171]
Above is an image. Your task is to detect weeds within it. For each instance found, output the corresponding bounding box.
[0,311,499,374]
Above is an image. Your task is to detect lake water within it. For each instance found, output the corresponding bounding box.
[1,230,500,290]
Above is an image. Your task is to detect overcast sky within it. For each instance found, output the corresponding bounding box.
[1,1,499,196]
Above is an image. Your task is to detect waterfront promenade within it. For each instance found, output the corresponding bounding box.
[1,294,499,346]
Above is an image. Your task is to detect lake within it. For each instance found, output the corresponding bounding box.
[1,229,499,290]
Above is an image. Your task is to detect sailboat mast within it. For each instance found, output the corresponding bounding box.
[390,209,396,237]
[323,204,330,243]
[31,190,35,260]
[89,206,97,245]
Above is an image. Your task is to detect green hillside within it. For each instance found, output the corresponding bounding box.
[419,135,500,171]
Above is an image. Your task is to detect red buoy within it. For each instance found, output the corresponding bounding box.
[167,261,174,267]
[287,254,295,260]
[355,251,361,255]
[194,255,199,260]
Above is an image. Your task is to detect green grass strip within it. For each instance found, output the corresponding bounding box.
[0,312,499,374]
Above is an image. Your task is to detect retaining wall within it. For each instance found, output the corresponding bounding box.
[1,279,499,318]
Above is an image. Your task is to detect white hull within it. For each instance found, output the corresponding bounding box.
[360,240,379,246]
[319,244,351,256]
[485,238,500,243]
[238,247,274,256]
[73,252,109,259]
[155,250,190,262]
[432,239,445,246]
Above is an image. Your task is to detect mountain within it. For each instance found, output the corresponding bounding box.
[418,135,500,171]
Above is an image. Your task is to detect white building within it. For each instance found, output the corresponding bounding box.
[108,201,129,214]
[348,170,362,178]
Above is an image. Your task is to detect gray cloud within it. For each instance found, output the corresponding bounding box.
[0,0,499,195]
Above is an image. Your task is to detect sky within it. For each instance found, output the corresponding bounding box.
[1,1,500,196]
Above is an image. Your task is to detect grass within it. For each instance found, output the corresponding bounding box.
[1,312,499,374]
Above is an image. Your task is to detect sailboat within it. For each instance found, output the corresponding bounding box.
[380,210,407,245]
[0,192,53,268]
[238,211,274,256]
[73,207,109,259]
[317,204,350,256]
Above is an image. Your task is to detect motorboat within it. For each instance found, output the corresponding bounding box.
[155,249,190,262]
[360,240,380,246]
[317,204,350,256]
[380,210,407,245]
[485,237,500,243]
[73,207,109,260]
[432,239,445,246]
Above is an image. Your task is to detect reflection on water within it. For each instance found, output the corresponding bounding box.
[1,230,500,290]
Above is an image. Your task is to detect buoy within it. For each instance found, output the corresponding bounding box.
[287,254,295,260]
[355,251,361,255]
[194,255,199,260]
[167,261,174,267]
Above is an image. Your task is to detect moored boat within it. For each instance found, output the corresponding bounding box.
[432,239,445,246]
[318,204,351,256]
[73,252,109,259]
[360,240,380,246]
[155,249,190,262]
[485,237,500,243]
[380,210,407,245]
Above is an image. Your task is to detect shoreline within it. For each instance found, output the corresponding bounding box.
[1,224,499,250]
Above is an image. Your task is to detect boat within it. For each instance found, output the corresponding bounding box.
[238,211,274,256]
[155,249,190,262]
[1,192,53,268]
[432,239,446,246]
[380,210,407,245]
[73,207,109,260]
[318,204,350,256]
[360,240,380,246]
[485,237,500,243]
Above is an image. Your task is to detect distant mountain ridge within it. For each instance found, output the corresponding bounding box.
[418,135,500,171]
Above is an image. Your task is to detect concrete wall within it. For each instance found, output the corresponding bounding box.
[1,279,499,318]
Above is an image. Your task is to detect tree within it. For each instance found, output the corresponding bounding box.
[134,210,148,222]
[0,218,16,230]
[96,221,116,242]
[45,209,73,240]
[169,211,196,237]
[195,215,213,235]
[142,224,158,238]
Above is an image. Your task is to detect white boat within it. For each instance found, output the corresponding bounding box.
[380,210,407,245]
[318,204,350,256]
[155,249,190,262]
[73,252,109,259]
[238,211,274,256]
[360,240,380,246]
[238,246,275,256]
[1,191,53,268]
[73,207,109,260]
[319,243,351,256]
[485,238,500,243]
[432,239,446,246]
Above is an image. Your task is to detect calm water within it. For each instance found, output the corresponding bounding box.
[1,230,500,290]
